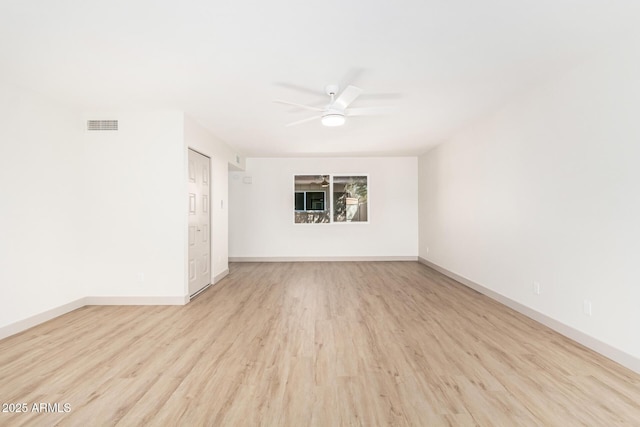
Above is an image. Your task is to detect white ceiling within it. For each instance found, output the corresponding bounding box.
[1,0,638,157]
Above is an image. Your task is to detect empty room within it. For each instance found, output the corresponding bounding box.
[1,0,639,425]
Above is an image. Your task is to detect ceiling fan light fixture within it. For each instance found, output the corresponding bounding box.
[321,113,345,127]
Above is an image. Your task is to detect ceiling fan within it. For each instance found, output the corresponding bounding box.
[274,85,391,127]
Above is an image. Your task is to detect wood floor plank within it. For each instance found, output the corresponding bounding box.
[1,261,639,426]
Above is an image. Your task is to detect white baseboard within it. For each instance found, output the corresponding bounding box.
[213,268,229,284]
[85,295,189,305]
[0,298,86,340]
[0,295,188,340]
[418,257,640,374]
[229,256,418,262]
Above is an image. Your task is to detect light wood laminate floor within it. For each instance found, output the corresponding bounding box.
[1,262,639,426]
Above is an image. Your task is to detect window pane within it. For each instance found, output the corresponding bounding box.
[333,176,368,222]
[294,175,330,223]
[294,192,304,211]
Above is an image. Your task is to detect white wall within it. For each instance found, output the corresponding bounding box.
[82,110,186,299]
[0,84,84,329]
[229,157,418,259]
[418,38,640,363]
[184,116,244,286]
[0,96,243,335]
[82,113,245,299]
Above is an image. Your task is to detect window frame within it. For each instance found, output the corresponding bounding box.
[293,174,369,225]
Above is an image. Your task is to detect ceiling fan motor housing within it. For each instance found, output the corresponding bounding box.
[325,84,340,96]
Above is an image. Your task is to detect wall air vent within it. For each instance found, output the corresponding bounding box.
[87,120,118,131]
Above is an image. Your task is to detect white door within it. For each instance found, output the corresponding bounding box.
[188,149,211,296]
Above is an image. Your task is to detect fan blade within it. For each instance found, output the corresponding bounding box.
[332,85,362,110]
[346,106,396,116]
[339,68,365,92]
[357,92,403,101]
[273,99,324,112]
[286,115,322,127]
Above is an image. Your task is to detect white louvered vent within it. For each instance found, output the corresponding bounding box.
[87,120,118,131]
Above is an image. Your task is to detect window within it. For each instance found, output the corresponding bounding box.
[294,174,368,224]
[294,175,330,223]
[333,176,368,222]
